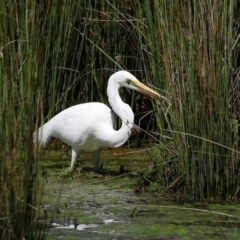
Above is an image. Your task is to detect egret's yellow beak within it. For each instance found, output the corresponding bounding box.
[132,79,170,104]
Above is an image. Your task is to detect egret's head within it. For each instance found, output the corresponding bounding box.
[111,70,170,103]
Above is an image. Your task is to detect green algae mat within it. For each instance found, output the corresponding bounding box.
[40,150,240,239]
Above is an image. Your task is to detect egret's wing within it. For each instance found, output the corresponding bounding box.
[52,114,91,145]
[51,103,114,147]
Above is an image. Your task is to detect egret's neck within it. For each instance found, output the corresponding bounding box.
[107,80,134,127]
[106,79,134,147]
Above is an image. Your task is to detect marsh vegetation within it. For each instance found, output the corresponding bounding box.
[0,0,240,239]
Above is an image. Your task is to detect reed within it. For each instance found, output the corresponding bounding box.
[151,0,240,200]
[0,1,48,238]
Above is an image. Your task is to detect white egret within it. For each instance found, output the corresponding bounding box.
[34,71,169,172]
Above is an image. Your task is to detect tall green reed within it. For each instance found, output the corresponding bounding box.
[0,1,47,238]
[152,0,240,200]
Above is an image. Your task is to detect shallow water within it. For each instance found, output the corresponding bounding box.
[40,149,240,239]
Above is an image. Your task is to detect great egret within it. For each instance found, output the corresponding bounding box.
[34,71,169,172]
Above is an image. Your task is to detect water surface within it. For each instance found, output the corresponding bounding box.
[40,149,240,239]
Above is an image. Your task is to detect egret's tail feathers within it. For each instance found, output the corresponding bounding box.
[33,121,52,147]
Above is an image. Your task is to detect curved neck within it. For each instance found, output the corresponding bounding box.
[106,79,134,147]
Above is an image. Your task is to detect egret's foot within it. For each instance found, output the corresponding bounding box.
[92,163,103,173]
[70,160,85,173]
[93,169,100,174]
[93,163,105,173]
[70,164,76,173]
[57,168,74,178]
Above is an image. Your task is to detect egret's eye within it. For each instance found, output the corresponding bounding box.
[126,79,131,85]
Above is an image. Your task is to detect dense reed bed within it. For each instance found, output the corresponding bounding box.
[0,1,46,239]
[152,1,240,201]
[0,0,239,238]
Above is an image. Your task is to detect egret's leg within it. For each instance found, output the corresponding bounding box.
[92,149,101,172]
[71,147,82,170]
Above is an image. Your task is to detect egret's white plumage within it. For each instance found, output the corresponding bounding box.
[34,71,169,171]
